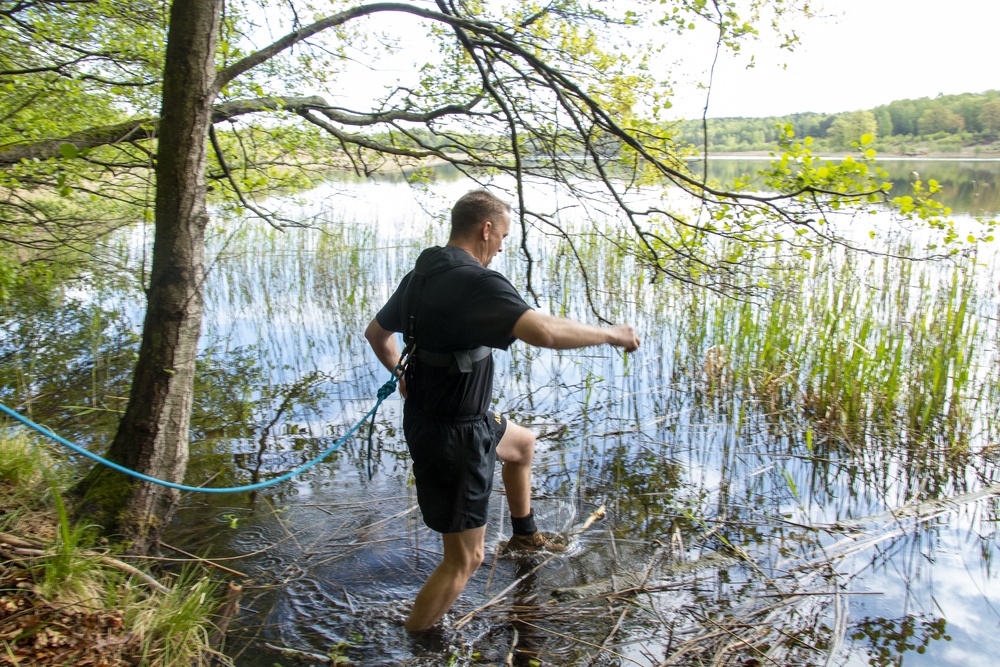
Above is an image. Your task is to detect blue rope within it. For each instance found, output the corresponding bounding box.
[0,368,402,494]
[365,375,400,481]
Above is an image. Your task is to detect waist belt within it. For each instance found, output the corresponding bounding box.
[415,346,491,374]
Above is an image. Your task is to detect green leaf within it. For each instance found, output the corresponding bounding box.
[58,143,79,159]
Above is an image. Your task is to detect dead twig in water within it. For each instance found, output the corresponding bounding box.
[586,605,630,666]
[263,641,357,665]
[264,495,304,553]
[582,541,664,663]
[515,618,646,667]
[209,582,243,650]
[357,505,419,538]
[159,541,248,578]
[296,496,410,508]
[454,505,607,630]
[454,552,559,630]
[299,537,407,570]
[505,625,519,666]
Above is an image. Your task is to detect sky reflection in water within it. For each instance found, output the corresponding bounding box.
[4,161,999,666]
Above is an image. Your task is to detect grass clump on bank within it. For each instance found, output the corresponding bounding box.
[0,428,224,666]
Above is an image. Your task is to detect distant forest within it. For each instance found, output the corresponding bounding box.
[675,90,1000,155]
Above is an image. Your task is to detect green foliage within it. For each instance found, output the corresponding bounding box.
[917,106,965,135]
[0,431,221,665]
[851,615,951,665]
[675,90,1000,154]
[0,429,49,491]
[38,488,104,604]
[0,431,101,603]
[124,571,220,667]
[0,1,164,256]
[827,110,878,150]
[979,99,1000,135]
[0,1,163,152]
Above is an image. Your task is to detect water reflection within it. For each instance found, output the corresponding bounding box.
[2,169,999,666]
[701,157,1000,216]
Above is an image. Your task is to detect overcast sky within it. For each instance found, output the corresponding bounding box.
[678,0,999,119]
[323,0,998,121]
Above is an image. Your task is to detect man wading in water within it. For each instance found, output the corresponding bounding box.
[365,189,640,632]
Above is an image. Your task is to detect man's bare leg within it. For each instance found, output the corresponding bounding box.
[406,526,486,632]
[497,420,536,519]
[497,420,567,553]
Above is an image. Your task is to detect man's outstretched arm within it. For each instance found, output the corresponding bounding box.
[512,310,640,352]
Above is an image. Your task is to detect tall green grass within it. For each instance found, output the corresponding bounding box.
[122,570,221,667]
[535,225,994,457]
[0,430,224,666]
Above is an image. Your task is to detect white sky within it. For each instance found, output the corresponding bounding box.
[319,0,998,122]
[679,0,1000,118]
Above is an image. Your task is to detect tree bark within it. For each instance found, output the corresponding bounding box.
[73,0,223,555]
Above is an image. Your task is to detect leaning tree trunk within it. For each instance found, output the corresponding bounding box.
[74,0,223,555]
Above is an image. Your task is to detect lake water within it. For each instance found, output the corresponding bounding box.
[2,159,999,667]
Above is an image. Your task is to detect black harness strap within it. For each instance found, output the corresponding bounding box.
[404,271,424,350]
[403,267,490,375]
[416,345,491,374]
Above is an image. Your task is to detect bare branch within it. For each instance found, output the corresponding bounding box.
[213,2,504,92]
[208,125,285,229]
[294,109,438,160]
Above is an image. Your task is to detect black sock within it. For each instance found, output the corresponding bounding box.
[511,509,537,536]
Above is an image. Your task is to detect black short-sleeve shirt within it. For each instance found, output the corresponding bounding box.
[376,245,531,417]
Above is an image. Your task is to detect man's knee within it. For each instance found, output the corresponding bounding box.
[468,543,485,570]
[519,430,536,465]
[442,532,485,575]
[446,546,483,578]
[499,422,536,466]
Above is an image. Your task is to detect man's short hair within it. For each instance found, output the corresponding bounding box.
[450,189,510,238]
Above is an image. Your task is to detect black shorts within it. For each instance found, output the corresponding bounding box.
[403,406,507,533]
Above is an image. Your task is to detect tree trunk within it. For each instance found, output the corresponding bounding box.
[74,0,223,555]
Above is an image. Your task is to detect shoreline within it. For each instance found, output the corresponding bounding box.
[701,150,1000,160]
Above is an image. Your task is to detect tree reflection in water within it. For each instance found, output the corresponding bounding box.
[2,173,998,666]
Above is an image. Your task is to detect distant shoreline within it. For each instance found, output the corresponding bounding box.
[701,150,1000,160]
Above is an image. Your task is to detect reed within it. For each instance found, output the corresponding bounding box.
[532,217,992,461]
[0,431,223,666]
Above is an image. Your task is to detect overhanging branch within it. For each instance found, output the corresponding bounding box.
[0,94,482,165]
[213,2,498,92]
[0,117,159,165]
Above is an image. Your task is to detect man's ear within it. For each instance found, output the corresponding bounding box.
[481,220,492,240]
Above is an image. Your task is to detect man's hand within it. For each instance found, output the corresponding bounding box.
[608,324,640,352]
[513,310,641,352]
